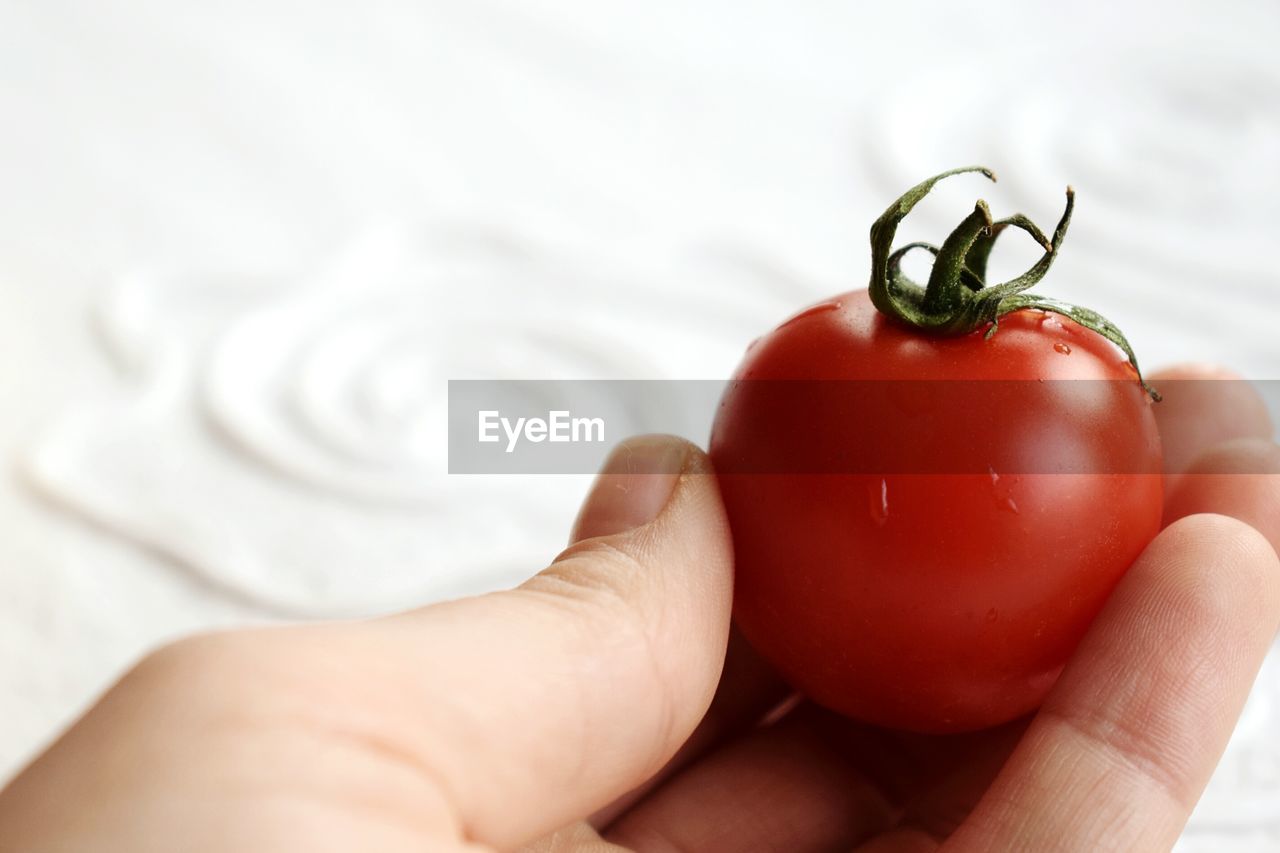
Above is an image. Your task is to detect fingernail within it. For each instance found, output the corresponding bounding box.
[570,435,689,543]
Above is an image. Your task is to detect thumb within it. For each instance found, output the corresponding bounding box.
[569,435,696,543]
[0,437,733,853]
[379,435,734,850]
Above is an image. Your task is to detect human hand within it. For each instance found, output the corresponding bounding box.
[0,365,1276,853]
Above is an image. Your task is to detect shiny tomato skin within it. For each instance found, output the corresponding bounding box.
[709,289,1162,734]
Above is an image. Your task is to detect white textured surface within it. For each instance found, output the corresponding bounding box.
[1,1,1278,846]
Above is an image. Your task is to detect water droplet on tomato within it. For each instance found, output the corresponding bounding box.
[1041,314,1062,330]
[987,466,1020,514]
[775,301,842,331]
[868,478,889,527]
[985,607,999,623]
[1054,342,1072,355]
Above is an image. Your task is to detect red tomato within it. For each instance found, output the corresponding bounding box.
[709,169,1163,733]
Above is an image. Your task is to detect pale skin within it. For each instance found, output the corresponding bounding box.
[1,364,1278,853]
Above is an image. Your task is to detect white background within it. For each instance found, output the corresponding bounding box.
[1,1,1278,848]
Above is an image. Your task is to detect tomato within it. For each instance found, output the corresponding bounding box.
[708,168,1163,733]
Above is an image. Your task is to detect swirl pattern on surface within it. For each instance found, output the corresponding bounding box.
[25,226,804,615]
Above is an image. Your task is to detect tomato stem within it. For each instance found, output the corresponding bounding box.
[867,168,1160,401]
[922,200,992,316]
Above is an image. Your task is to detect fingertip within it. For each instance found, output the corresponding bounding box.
[569,435,694,544]
[1149,363,1246,382]
[1148,364,1275,478]
[1145,513,1280,631]
[1073,513,1280,708]
[557,435,731,614]
[1164,439,1280,558]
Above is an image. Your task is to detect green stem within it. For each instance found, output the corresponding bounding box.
[868,165,995,329]
[922,200,991,315]
[867,169,1159,401]
[889,243,987,294]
